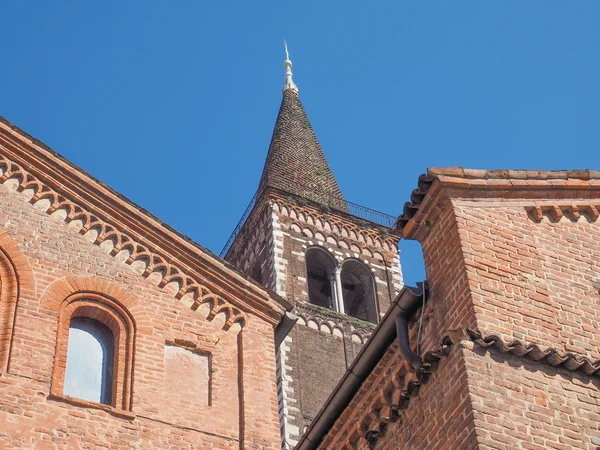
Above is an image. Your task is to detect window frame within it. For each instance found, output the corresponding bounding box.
[51,293,135,412]
[64,316,115,405]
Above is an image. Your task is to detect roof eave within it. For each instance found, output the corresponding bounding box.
[395,167,600,239]
[0,115,289,325]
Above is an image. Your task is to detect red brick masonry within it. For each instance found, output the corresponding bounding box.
[0,116,288,449]
[309,168,600,450]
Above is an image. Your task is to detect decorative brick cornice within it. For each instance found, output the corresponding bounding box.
[525,204,600,223]
[360,348,446,446]
[322,325,600,449]
[273,197,398,256]
[294,303,376,344]
[0,118,288,327]
[0,151,246,329]
[454,327,600,377]
[396,168,600,239]
[321,342,448,449]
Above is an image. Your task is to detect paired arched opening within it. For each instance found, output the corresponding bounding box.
[305,247,378,323]
[340,259,378,323]
[305,247,337,309]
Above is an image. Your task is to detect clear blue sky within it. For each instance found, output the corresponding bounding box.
[1,2,599,286]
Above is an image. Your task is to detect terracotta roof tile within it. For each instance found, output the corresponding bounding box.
[358,326,599,447]
[460,328,600,377]
[395,167,600,232]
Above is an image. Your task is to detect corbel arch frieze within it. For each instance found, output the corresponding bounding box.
[295,311,372,343]
[294,222,391,262]
[275,200,397,252]
[0,153,246,330]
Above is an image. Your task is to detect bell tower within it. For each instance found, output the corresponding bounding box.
[221,46,403,449]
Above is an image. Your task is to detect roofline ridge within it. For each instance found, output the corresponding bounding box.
[0,116,289,325]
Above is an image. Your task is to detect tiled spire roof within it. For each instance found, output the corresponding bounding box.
[257,51,346,210]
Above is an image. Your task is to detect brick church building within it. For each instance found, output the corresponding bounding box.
[0,51,599,449]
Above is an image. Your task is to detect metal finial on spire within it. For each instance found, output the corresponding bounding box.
[283,40,298,93]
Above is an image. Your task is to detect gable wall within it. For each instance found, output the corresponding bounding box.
[0,169,281,449]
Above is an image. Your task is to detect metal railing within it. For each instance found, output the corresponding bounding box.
[346,201,396,228]
[220,185,397,258]
[221,191,259,258]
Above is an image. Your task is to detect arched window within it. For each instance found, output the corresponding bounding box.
[0,229,33,374]
[305,247,337,309]
[341,260,378,323]
[51,292,135,412]
[64,317,115,405]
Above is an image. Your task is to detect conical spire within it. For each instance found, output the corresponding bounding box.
[258,45,346,211]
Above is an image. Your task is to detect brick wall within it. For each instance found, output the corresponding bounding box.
[318,338,480,450]
[226,199,275,291]
[0,157,282,449]
[465,343,600,449]
[273,195,402,447]
[225,191,403,448]
[313,169,600,449]
[454,200,600,357]
[406,173,600,449]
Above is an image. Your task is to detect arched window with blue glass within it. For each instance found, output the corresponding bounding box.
[51,291,136,412]
[64,317,115,405]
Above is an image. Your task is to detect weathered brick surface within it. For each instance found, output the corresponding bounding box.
[315,170,600,449]
[318,341,478,450]
[226,190,402,447]
[453,201,600,357]
[410,183,600,449]
[0,153,282,447]
[464,344,600,450]
[374,346,478,450]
